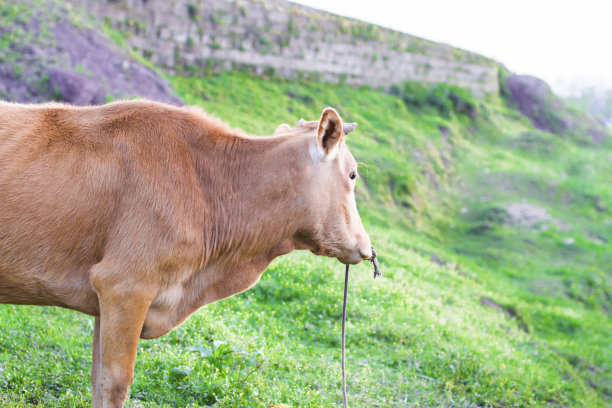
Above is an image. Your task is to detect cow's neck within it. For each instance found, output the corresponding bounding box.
[142,126,314,334]
[195,132,309,266]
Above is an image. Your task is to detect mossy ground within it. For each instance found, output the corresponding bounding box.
[1,71,610,407]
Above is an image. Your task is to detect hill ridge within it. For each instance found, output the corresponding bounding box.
[66,0,499,96]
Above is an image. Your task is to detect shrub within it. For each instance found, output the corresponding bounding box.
[390,81,477,118]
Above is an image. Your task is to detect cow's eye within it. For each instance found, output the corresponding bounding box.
[349,171,357,180]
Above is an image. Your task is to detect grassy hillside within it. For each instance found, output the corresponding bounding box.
[1,69,610,407]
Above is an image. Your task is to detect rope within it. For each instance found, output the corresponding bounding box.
[341,245,380,408]
[370,246,381,278]
[341,264,350,408]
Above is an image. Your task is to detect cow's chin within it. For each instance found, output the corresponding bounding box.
[337,251,365,265]
[308,246,364,265]
[293,234,364,265]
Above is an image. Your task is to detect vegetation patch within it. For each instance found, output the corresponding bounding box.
[390,81,478,119]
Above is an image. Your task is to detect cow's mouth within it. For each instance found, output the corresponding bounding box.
[293,230,324,255]
[309,246,325,256]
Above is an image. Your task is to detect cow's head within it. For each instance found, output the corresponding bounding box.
[278,108,372,264]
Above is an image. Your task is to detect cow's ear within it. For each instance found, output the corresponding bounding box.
[273,123,291,136]
[343,122,357,135]
[317,107,343,155]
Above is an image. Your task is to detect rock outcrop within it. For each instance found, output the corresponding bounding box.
[65,0,500,97]
[506,75,608,144]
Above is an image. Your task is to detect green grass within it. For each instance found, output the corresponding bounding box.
[1,71,611,407]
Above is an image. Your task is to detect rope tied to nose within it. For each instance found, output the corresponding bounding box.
[341,245,380,408]
[369,246,381,279]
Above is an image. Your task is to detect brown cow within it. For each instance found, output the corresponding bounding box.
[0,100,372,407]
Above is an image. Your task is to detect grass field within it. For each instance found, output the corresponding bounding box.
[1,71,611,407]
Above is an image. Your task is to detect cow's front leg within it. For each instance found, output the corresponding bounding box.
[96,284,154,408]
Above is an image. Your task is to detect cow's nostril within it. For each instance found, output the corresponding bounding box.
[359,246,373,260]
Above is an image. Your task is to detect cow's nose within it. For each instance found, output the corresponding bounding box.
[359,246,373,260]
[357,234,373,260]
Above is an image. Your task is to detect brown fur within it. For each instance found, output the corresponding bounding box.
[0,100,371,407]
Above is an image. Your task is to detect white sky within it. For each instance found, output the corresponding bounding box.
[293,0,612,95]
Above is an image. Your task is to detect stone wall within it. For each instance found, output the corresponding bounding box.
[67,0,500,96]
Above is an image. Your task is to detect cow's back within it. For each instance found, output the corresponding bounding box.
[0,101,204,314]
